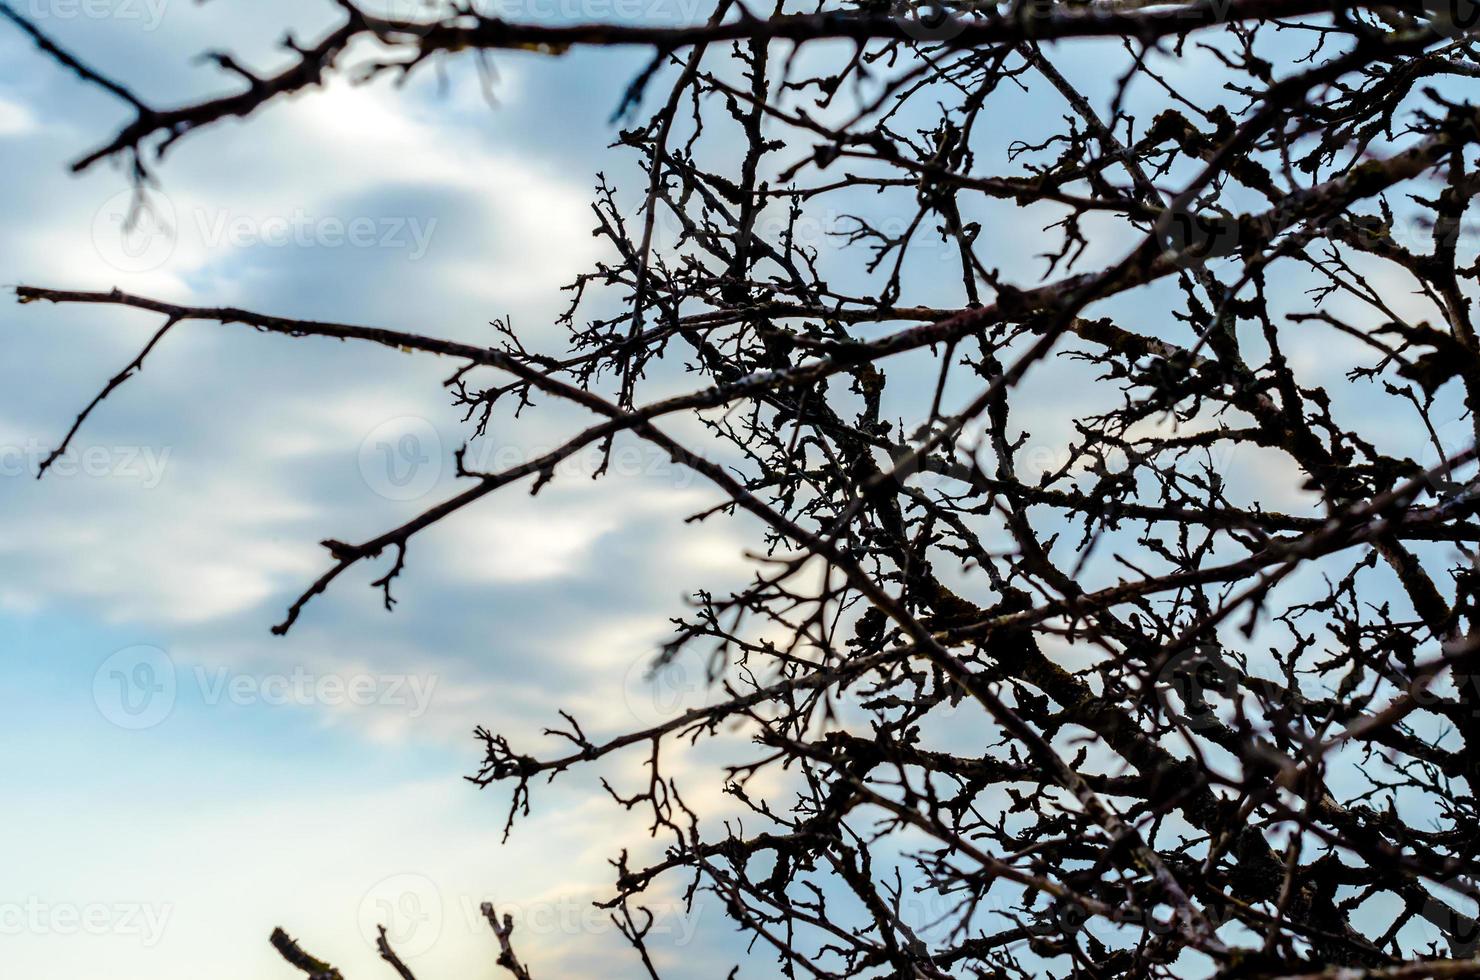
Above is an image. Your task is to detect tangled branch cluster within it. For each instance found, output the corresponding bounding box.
[12,0,1480,975]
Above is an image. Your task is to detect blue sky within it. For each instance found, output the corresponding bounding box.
[0,4,763,976]
[2,2,1476,977]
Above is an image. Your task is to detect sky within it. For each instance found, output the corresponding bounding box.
[1,2,1475,977]
[0,2,765,976]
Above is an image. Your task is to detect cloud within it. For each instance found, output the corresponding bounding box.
[0,92,35,135]
[434,499,623,583]
[0,460,321,623]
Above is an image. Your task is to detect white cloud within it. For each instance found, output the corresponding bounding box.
[0,459,321,623]
[442,505,621,582]
[0,93,35,135]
